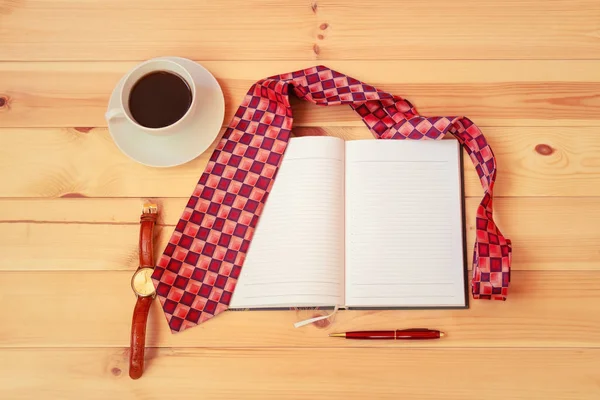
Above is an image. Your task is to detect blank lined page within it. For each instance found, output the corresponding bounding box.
[230,137,345,309]
[345,139,465,307]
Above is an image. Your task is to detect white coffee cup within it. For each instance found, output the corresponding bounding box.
[105,56,224,168]
[105,58,198,136]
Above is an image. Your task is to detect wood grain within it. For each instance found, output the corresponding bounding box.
[1,271,599,348]
[1,126,599,198]
[1,0,600,61]
[0,197,598,272]
[2,1,600,396]
[1,347,599,400]
[2,61,600,128]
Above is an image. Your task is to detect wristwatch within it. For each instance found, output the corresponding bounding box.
[129,203,158,379]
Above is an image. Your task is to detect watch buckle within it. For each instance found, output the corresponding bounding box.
[142,203,158,215]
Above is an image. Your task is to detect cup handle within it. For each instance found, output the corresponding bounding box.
[105,108,125,121]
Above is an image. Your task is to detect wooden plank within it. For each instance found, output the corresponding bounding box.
[0,197,597,272]
[1,348,599,400]
[0,126,598,198]
[1,0,600,61]
[0,271,598,348]
[2,61,600,128]
[471,198,600,271]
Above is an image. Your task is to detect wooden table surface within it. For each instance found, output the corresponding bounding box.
[1,1,599,399]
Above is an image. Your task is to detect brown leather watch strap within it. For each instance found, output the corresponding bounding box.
[129,205,158,380]
[139,212,158,267]
[129,296,153,379]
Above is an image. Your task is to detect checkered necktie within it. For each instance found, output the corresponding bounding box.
[152,65,512,333]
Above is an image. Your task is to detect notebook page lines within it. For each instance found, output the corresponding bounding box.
[230,137,345,308]
[344,140,465,307]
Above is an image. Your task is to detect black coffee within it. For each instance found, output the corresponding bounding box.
[129,71,192,129]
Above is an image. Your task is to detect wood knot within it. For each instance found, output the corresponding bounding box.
[317,34,324,40]
[311,314,331,329]
[111,367,122,376]
[535,144,554,156]
[0,96,7,108]
[319,23,329,30]
[60,192,88,198]
[312,44,321,56]
[74,127,93,133]
[311,2,317,13]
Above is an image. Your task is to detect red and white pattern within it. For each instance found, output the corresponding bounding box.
[152,65,512,333]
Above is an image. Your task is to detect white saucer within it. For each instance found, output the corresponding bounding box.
[106,57,225,167]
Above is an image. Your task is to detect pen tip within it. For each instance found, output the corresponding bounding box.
[328,333,345,338]
[440,332,446,337]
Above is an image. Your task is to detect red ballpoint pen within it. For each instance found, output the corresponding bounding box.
[329,328,445,340]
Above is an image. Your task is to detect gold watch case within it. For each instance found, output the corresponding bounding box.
[131,267,156,297]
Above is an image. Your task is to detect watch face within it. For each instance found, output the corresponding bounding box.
[131,267,156,297]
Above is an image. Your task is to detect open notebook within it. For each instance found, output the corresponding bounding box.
[229,137,467,309]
